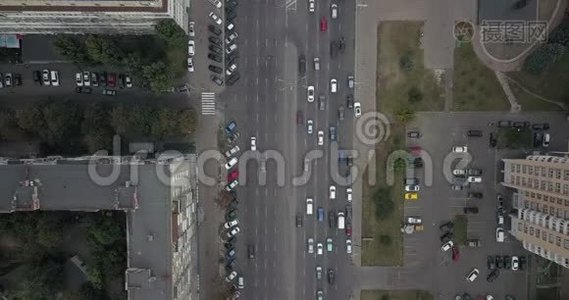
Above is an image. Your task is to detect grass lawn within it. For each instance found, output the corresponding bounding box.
[361,125,405,266]
[453,43,509,111]
[377,22,445,113]
[452,215,467,245]
[509,52,569,110]
[497,128,532,149]
[509,84,564,111]
[361,290,434,300]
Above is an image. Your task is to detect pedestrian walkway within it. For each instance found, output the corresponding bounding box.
[201,92,216,115]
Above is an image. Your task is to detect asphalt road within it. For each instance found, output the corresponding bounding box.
[219,0,357,299]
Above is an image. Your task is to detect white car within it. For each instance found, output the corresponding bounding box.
[226,64,237,76]
[225,145,240,158]
[250,137,257,151]
[331,3,338,19]
[346,239,352,254]
[226,32,239,44]
[466,268,479,282]
[467,176,482,183]
[225,157,238,170]
[225,270,237,282]
[226,226,240,238]
[326,238,333,252]
[511,256,519,271]
[317,130,324,145]
[330,78,337,93]
[406,216,422,224]
[188,21,195,37]
[441,240,454,251]
[313,57,320,70]
[308,238,314,253]
[346,187,352,202]
[125,75,133,88]
[317,243,323,255]
[188,40,195,56]
[307,85,315,102]
[354,102,362,118]
[308,0,315,12]
[405,185,420,192]
[496,227,505,242]
[307,119,313,134]
[82,71,90,86]
[42,69,51,85]
[75,73,83,86]
[187,57,194,72]
[452,146,468,153]
[306,198,313,215]
[209,12,222,25]
[225,180,238,192]
[329,185,336,199]
[208,0,222,9]
[50,70,60,86]
[224,219,239,229]
[452,169,466,176]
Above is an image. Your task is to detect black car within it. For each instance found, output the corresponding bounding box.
[226,50,239,62]
[296,215,303,227]
[440,231,453,242]
[487,255,496,269]
[467,192,483,199]
[13,73,22,86]
[118,74,126,88]
[226,0,238,8]
[209,44,223,55]
[208,24,222,36]
[533,132,543,147]
[208,65,223,74]
[211,75,224,86]
[226,72,240,86]
[209,36,223,46]
[208,53,223,63]
[346,94,354,108]
[486,269,500,282]
[33,70,42,85]
[328,210,335,228]
[466,168,482,176]
[513,121,530,128]
[226,10,237,20]
[327,269,335,285]
[226,209,237,221]
[299,55,306,75]
[407,131,422,138]
[412,157,423,168]
[439,221,454,232]
[463,207,479,214]
[489,132,497,147]
[467,130,483,137]
[75,87,93,94]
[100,72,107,87]
[519,256,527,270]
[404,178,419,185]
[497,120,512,128]
[248,245,255,259]
[532,123,550,130]
[496,256,504,269]
[504,255,512,269]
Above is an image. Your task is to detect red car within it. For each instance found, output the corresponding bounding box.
[408,146,422,156]
[451,246,460,261]
[108,73,117,87]
[345,223,352,237]
[228,170,239,182]
[320,16,328,32]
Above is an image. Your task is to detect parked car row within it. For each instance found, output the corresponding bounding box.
[32,69,60,86]
[222,190,244,297]
[0,72,23,88]
[487,255,526,271]
[75,71,131,88]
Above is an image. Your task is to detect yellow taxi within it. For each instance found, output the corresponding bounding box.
[405,192,419,200]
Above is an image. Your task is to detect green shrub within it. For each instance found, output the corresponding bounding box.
[399,51,415,72]
[379,235,393,246]
[373,188,394,220]
[524,43,566,75]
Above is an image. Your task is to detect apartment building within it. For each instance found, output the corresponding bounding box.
[502,154,569,268]
[0,154,199,300]
[0,0,191,34]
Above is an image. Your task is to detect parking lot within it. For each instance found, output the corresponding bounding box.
[401,111,569,299]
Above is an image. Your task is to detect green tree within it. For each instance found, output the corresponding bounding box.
[150,108,178,139]
[524,43,566,75]
[176,109,198,135]
[373,188,394,220]
[40,101,79,146]
[15,106,44,134]
[85,35,124,65]
[395,107,416,124]
[79,282,109,300]
[154,19,187,48]
[407,86,423,103]
[393,158,407,172]
[88,217,122,246]
[399,51,415,72]
[0,109,25,141]
[142,61,173,93]
[82,104,113,153]
[379,235,392,246]
[53,35,90,65]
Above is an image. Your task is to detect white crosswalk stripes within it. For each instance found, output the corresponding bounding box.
[201,92,216,115]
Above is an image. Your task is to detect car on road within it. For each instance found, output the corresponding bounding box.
[354,102,362,117]
[347,74,354,88]
[250,136,257,151]
[330,78,337,93]
[307,119,313,134]
[224,219,239,229]
[108,73,117,87]
[327,269,335,284]
[489,132,497,147]
[440,231,453,243]
[208,44,222,55]
[329,185,336,199]
[211,75,224,86]
[463,207,479,214]
[326,238,333,252]
[225,32,239,44]
[306,198,313,215]
[543,133,550,147]
[496,256,505,269]
[226,44,237,54]
[452,169,466,176]
[331,3,338,19]
[314,57,320,70]
[451,184,464,191]
[504,255,512,269]
[466,268,479,282]
[317,290,323,300]
[317,243,323,255]
[317,207,324,222]
[496,227,505,242]
[102,89,117,96]
[208,53,222,63]
[467,239,481,247]
[329,126,336,141]
[225,157,238,170]
[188,21,195,37]
[441,240,454,252]
[225,270,237,282]
[320,16,327,31]
[468,192,483,198]
[467,130,483,137]
[307,238,314,253]
[405,184,420,192]
[308,0,315,12]
[452,146,468,153]
[497,120,512,128]
[81,71,90,86]
[227,170,239,181]
[317,130,324,145]
[467,176,482,183]
[209,12,222,25]
[226,226,240,238]
[227,72,240,86]
[187,58,194,72]
[50,70,60,86]
[316,266,322,279]
[511,256,519,271]
[75,87,92,94]
[347,94,354,108]
[404,192,418,200]
[513,121,530,128]
[307,85,315,102]
[208,64,223,74]
[486,269,500,282]
[346,238,352,254]
[226,63,237,76]
[466,168,482,176]
[347,187,352,202]
[32,71,41,85]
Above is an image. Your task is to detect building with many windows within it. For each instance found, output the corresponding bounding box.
[0,154,199,300]
[0,0,191,34]
[502,154,569,268]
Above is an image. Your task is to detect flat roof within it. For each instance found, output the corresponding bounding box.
[0,0,167,12]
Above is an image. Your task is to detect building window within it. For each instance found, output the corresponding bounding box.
[511,164,516,172]
[531,202,537,210]
[558,198,563,205]
[556,169,562,179]
[549,233,554,243]
[556,183,561,193]
[564,184,569,195]
[542,167,547,177]
[549,168,554,178]
[536,187,541,197]
[541,181,547,190]
[522,177,527,186]
[557,236,562,246]
[543,205,548,214]
[516,164,521,173]
[530,226,535,235]
[522,165,527,174]
[564,170,569,181]
[564,239,569,250]
[558,209,564,218]
[543,231,547,241]
[529,166,534,175]
[536,229,541,237]
[518,222,523,231]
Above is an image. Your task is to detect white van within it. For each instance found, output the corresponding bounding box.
[337,212,345,229]
[496,227,505,242]
[306,198,313,215]
[225,157,238,170]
